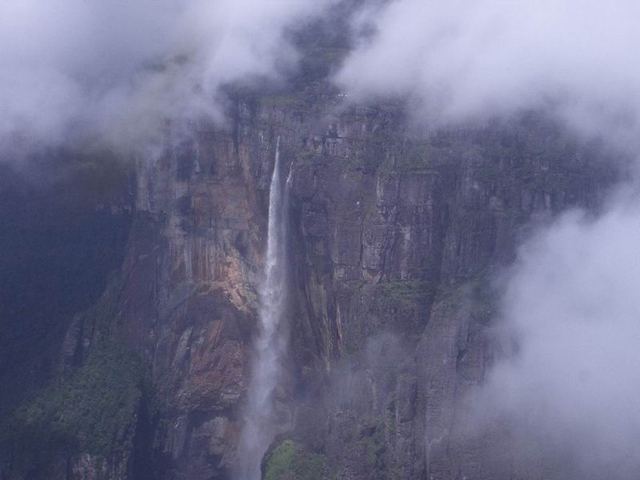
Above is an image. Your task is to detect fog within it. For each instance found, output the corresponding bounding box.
[333,1,640,477]
[472,190,640,478]
[336,0,640,150]
[0,0,330,153]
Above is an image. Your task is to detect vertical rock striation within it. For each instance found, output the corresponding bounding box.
[4,86,617,480]
[119,90,617,479]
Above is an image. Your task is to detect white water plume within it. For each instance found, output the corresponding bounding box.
[237,137,289,480]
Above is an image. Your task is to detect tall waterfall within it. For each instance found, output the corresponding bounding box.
[237,137,289,480]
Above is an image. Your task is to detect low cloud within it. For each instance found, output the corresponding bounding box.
[475,188,640,478]
[332,3,640,475]
[0,0,331,154]
[335,0,640,151]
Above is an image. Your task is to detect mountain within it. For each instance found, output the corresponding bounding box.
[0,81,618,480]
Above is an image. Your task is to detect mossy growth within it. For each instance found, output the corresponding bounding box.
[2,268,146,474]
[264,440,326,480]
[359,417,399,480]
[10,342,145,459]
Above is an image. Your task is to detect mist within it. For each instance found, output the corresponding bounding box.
[0,0,331,154]
[335,0,640,150]
[332,1,640,477]
[472,190,640,478]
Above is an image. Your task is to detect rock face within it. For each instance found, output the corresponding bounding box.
[117,89,615,479]
[0,87,617,480]
[0,152,137,480]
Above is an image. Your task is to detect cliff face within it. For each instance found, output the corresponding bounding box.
[0,87,616,480]
[118,89,615,479]
[0,153,134,480]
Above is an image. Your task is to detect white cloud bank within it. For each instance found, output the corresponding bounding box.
[334,2,640,476]
[336,0,640,149]
[479,191,640,478]
[0,0,330,152]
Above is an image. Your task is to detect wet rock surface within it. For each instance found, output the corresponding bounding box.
[118,90,615,479]
[0,88,618,480]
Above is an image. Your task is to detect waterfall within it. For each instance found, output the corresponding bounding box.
[237,137,289,480]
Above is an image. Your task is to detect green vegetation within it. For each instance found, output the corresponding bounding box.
[12,343,144,457]
[4,267,145,460]
[0,152,134,478]
[358,417,399,480]
[265,440,296,480]
[265,440,326,480]
[343,280,437,354]
[0,271,144,478]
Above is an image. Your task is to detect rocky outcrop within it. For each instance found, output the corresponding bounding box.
[0,80,616,480]
[116,87,616,479]
[275,99,613,480]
